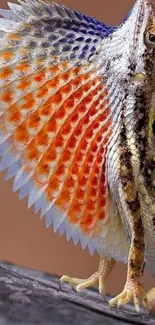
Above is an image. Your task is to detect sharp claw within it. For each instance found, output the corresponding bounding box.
[59,275,67,290]
[76,287,83,297]
[59,279,63,290]
[100,295,107,303]
[59,275,75,292]
[72,286,77,293]
[72,285,83,296]
[99,287,106,297]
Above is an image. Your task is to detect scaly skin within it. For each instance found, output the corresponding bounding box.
[1,0,155,313]
[60,257,115,296]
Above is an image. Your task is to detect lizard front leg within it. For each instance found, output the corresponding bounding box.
[109,202,150,312]
[108,115,152,312]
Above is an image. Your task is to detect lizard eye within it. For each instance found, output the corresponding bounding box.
[145,32,155,48]
[149,34,155,43]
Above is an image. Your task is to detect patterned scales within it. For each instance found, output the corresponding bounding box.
[0,0,131,262]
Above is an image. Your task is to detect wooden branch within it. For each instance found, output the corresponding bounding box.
[0,261,154,325]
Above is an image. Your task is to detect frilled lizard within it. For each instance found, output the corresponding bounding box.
[0,0,155,312]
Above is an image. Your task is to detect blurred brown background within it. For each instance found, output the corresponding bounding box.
[0,0,154,295]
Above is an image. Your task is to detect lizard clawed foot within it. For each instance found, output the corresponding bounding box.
[60,257,115,296]
[109,278,151,313]
[60,271,106,295]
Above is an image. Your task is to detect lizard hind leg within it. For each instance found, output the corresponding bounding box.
[60,256,115,296]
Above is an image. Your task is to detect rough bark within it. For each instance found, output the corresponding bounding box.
[0,261,154,325]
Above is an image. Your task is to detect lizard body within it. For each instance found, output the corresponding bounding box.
[0,0,155,311]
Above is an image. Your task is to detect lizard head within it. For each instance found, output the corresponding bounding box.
[120,0,155,162]
[125,0,155,84]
